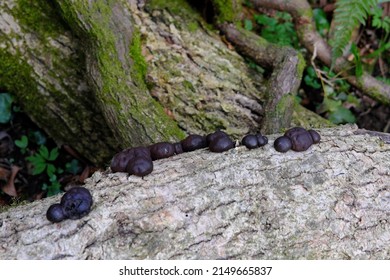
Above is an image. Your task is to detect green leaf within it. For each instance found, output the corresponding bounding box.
[39,145,49,160]
[350,43,363,78]
[328,107,356,124]
[65,159,81,175]
[48,147,59,161]
[32,162,47,175]
[0,93,14,124]
[14,135,28,149]
[46,164,56,177]
[313,8,330,37]
[244,19,253,31]
[46,181,61,197]
[330,0,378,65]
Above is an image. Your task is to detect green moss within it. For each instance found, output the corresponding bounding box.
[212,0,242,24]
[0,50,42,108]
[182,80,196,92]
[14,0,66,38]
[187,22,199,32]
[129,29,148,90]
[58,0,185,143]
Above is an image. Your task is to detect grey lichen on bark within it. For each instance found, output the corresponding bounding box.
[1,125,389,259]
[140,1,266,136]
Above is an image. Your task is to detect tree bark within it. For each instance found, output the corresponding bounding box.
[1,125,389,259]
[0,0,330,165]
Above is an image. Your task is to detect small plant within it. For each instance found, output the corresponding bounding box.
[313,8,330,37]
[14,135,29,154]
[26,145,59,177]
[304,66,322,89]
[252,12,300,48]
[42,175,61,197]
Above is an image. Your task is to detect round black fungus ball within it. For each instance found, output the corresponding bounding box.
[242,134,258,149]
[274,136,292,153]
[284,127,313,152]
[149,142,175,160]
[209,135,235,153]
[181,134,207,152]
[133,147,152,159]
[60,187,93,220]
[206,131,228,145]
[126,156,153,177]
[46,203,66,223]
[308,129,321,144]
[257,134,268,146]
[174,142,183,154]
[110,148,135,173]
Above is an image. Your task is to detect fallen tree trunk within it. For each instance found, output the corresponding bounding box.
[1,125,389,259]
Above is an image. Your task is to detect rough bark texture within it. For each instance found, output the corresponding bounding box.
[1,125,389,260]
[0,0,330,166]
[0,0,118,164]
[251,0,390,105]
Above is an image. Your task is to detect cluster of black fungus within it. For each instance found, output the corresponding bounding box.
[274,127,321,153]
[46,187,93,223]
[109,131,236,177]
[241,133,268,149]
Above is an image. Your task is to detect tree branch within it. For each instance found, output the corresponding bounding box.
[251,0,390,105]
[1,125,389,259]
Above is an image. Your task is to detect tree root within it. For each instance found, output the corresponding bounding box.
[250,0,390,106]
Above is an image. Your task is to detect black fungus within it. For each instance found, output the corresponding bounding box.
[149,142,175,160]
[242,134,258,149]
[60,187,93,220]
[242,133,268,149]
[257,134,268,146]
[181,134,207,152]
[133,146,152,159]
[274,136,292,153]
[284,127,314,152]
[126,156,153,177]
[46,203,66,223]
[206,130,228,145]
[209,134,235,153]
[110,148,135,173]
[174,142,183,154]
[308,129,321,144]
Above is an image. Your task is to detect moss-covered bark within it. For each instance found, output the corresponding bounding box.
[55,0,186,145]
[0,0,332,166]
[0,0,117,165]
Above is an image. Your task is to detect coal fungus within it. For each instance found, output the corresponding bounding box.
[242,133,268,149]
[181,134,207,152]
[242,134,258,149]
[149,142,175,160]
[46,203,66,223]
[274,127,321,153]
[61,187,93,220]
[274,136,292,153]
[208,133,235,153]
[126,156,153,177]
[46,187,93,223]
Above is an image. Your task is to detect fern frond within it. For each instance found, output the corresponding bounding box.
[330,0,378,66]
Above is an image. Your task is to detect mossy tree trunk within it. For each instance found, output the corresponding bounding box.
[0,0,329,165]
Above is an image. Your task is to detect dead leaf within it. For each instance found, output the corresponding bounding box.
[1,165,20,197]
